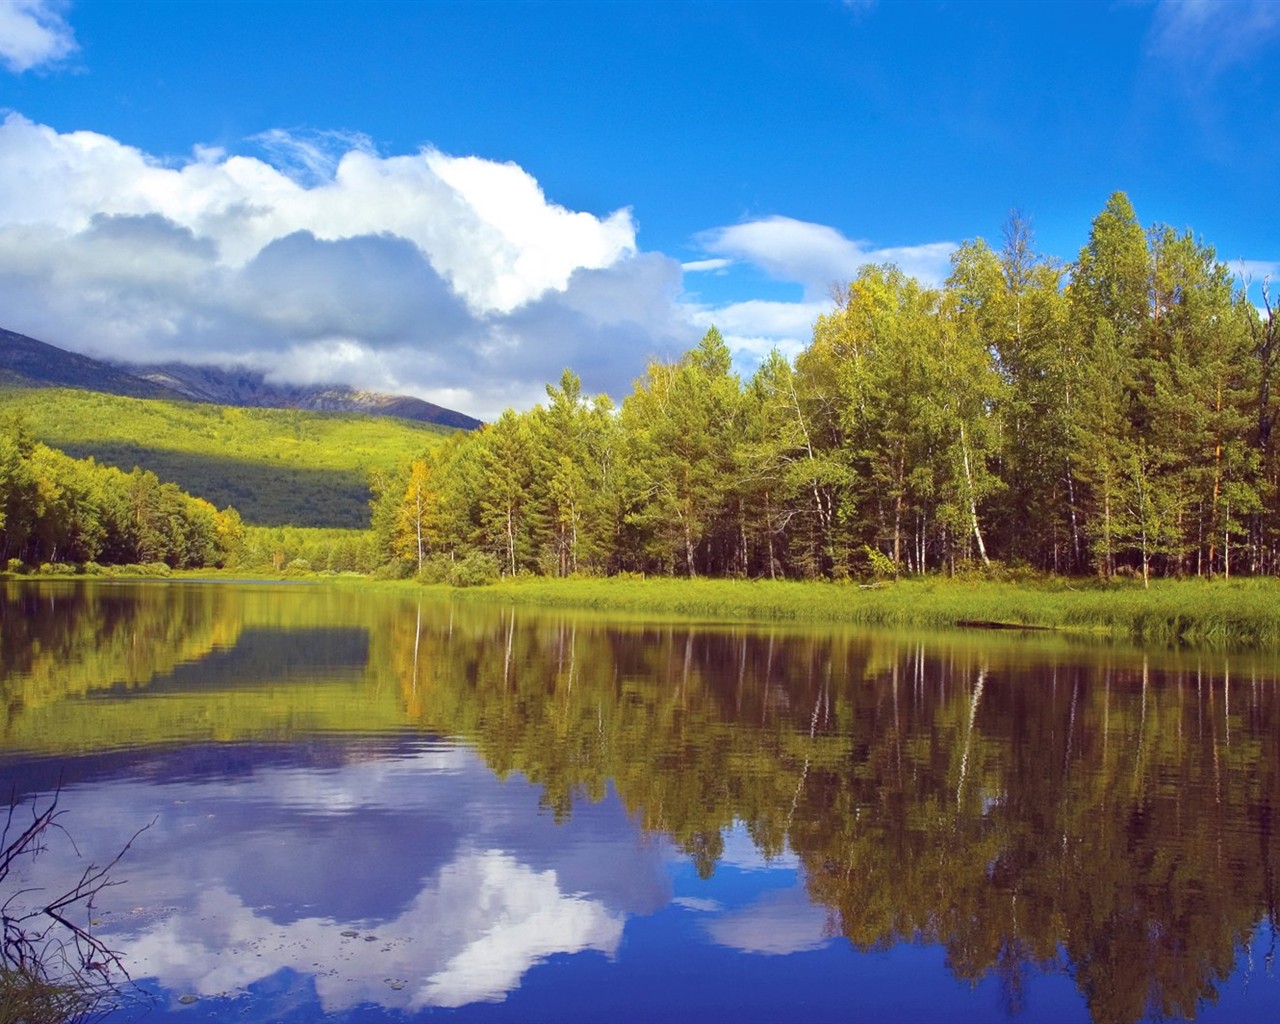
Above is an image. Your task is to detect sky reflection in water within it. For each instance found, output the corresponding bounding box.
[2,580,1279,1023]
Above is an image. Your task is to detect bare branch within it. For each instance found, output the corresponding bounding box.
[1,787,154,1020]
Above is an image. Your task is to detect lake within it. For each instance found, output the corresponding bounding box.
[1,579,1278,1023]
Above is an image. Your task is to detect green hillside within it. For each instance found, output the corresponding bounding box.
[0,387,453,528]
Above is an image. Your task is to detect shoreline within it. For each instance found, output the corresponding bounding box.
[11,570,1280,650]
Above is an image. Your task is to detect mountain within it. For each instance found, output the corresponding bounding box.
[0,327,482,429]
[0,327,189,401]
[131,362,483,429]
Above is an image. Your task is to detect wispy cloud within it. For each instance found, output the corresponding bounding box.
[1236,259,1280,284]
[0,0,77,73]
[250,127,377,188]
[681,257,733,273]
[841,0,878,20]
[698,215,955,300]
[1147,0,1280,72]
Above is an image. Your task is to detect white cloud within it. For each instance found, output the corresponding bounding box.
[682,257,733,273]
[698,215,956,299]
[111,850,623,1012]
[691,298,830,340]
[0,114,962,417]
[702,887,831,956]
[0,0,77,73]
[0,114,636,314]
[0,114,675,419]
[1147,0,1280,71]
[1236,259,1280,284]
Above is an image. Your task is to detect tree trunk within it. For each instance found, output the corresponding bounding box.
[959,422,991,567]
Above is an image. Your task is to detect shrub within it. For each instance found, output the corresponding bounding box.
[370,560,413,580]
[448,551,501,587]
[416,554,455,584]
[862,545,900,581]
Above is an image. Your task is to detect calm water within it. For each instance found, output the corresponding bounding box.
[2,580,1279,1024]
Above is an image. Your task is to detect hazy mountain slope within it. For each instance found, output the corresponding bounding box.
[0,326,482,429]
[131,363,483,429]
[0,327,188,400]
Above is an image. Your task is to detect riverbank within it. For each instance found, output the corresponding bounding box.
[13,567,1280,649]
[432,575,1280,649]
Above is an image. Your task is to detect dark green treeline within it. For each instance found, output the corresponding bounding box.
[375,193,1279,582]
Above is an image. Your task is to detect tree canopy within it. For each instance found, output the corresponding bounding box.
[372,194,1278,582]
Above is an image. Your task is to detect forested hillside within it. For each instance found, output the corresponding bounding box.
[0,389,453,528]
[372,193,1279,583]
[0,414,241,570]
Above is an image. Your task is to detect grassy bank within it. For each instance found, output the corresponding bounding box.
[17,569,1280,649]
[436,575,1280,648]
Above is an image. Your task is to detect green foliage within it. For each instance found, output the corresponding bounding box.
[0,387,452,528]
[13,192,1278,585]
[863,544,899,580]
[416,553,456,584]
[236,525,378,573]
[361,192,1279,586]
[447,550,501,587]
[0,415,239,571]
[445,575,1280,648]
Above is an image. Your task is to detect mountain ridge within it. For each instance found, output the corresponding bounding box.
[0,327,482,429]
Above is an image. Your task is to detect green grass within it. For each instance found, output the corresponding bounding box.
[0,387,452,527]
[433,574,1280,649]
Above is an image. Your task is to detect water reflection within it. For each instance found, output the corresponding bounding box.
[72,743,647,1013]
[2,580,1279,1023]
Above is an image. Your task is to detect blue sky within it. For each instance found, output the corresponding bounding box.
[0,0,1277,418]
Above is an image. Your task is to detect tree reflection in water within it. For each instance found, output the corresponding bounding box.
[2,580,1278,1024]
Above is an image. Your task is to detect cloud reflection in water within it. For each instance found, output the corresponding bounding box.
[30,740,666,1012]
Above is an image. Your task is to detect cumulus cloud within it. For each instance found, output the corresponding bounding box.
[0,0,77,73]
[698,215,956,299]
[685,217,957,376]
[116,852,623,1012]
[0,113,963,415]
[0,113,677,418]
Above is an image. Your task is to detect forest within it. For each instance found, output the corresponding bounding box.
[0,414,243,571]
[3,191,1278,584]
[0,388,450,528]
[372,192,1280,584]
